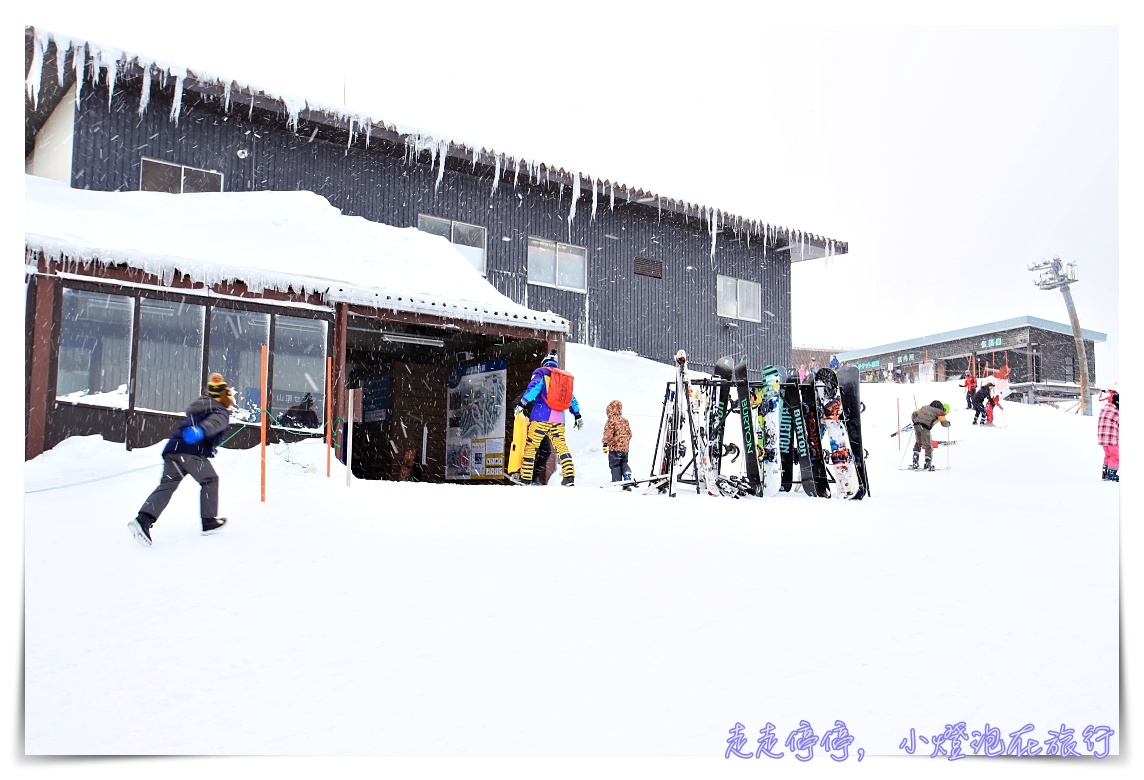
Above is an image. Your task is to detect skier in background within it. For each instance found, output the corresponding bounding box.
[829,355,840,371]
[809,357,819,377]
[909,400,951,471]
[601,399,633,488]
[515,350,583,486]
[1097,389,1119,481]
[960,372,978,410]
[971,381,995,425]
[129,372,233,546]
[798,364,808,381]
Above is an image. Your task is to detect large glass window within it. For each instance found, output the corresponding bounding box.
[56,289,134,408]
[271,316,328,427]
[209,308,270,423]
[527,238,587,292]
[417,214,487,274]
[135,298,206,413]
[140,157,223,193]
[716,274,761,322]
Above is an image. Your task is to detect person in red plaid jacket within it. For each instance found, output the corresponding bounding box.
[1097,390,1119,482]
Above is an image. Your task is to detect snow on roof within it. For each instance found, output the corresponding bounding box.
[23,175,569,333]
[23,26,845,260]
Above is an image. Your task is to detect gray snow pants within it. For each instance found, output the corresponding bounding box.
[912,425,934,457]
[138,453,219,522]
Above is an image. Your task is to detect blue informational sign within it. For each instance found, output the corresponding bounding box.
[445,358,508,480]
[361,376,391,423]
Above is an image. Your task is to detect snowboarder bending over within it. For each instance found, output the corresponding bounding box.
[514,350,583,486]
[129,372,233,546]
[1097,389,1119,482]
[910,400,950,471]
[601,399,633,487]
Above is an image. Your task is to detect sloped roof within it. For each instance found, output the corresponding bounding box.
[836,316,1107,360]
[24,175,569,333]
[24,26,847,262]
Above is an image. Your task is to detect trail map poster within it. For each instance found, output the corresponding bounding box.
[445,358,507,480]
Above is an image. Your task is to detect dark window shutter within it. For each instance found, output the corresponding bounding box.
[634,257,662,278]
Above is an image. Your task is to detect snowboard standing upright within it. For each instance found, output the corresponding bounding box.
[813,368,862,499]
[798,376,832,497]
[754,365,785,496]
[780,375,817,496]
[837,365,870,499]
[732,356,763,496]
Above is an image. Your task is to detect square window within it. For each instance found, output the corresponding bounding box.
[716,274,761,321]
[140,157,222,193]
[527,238,586,292]
[417,215,487,274]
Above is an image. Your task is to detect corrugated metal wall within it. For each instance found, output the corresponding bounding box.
[72,78,797,378]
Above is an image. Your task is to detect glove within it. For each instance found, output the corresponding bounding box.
[602,444,609,453]
[574,414,584,430]
[513,404,524,417]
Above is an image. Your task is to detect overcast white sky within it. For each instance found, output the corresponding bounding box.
[21,3,1129,383]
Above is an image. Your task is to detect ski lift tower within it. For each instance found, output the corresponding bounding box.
[1028,256,1092,415]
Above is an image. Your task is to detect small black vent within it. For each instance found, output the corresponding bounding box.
[634,256,663,278]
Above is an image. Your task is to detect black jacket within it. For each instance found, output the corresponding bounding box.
[162,396,232,458]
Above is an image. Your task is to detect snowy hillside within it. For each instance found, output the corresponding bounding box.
[24,344,1119,762]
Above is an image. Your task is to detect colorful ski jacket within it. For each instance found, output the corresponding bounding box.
[1097,401,1119,447]
[162,396,232,458]
[521,366,581,424]
[601,400,632,451]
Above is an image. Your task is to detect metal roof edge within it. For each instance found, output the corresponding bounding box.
[836,315,1108,360]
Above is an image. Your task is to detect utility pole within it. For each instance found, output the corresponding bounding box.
[1028,257,1091,415]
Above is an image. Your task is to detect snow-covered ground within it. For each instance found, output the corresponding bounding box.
[23,344,1120,767]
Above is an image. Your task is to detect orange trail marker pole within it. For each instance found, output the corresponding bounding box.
[260,344,268,502]
[326,357,332,478]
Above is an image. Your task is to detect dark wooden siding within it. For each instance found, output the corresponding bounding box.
[70,77,797,379]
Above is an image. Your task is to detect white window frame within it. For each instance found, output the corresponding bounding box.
[716,274,761,322]
[139,157,224,193]
[526,237,587,293]
[416,214,488,275]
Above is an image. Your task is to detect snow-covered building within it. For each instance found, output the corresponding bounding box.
[23,25,847,478]
[836,316,1105,403]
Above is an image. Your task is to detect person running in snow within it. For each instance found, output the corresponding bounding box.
[971,381,995,425]
[960,372,978,410]
[129,372,233,546]
[909,399,950,471]
[1097,390,1119,481]
[513,349,583,486]
[601,399,633,487]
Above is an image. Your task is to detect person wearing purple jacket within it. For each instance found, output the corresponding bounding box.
[512,350,582,486]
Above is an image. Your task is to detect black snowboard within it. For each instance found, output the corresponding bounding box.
[837,365,870,499]
[799,378,832,498]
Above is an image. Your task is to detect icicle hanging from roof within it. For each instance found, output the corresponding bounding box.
[25,30,45,108]
[139,65,152,116]
[590,178,598,223]
[168,69,186,124]
[491,154,501,196]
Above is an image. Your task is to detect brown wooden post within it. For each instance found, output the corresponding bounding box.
[26,273,58,460]
[331,302,349,461]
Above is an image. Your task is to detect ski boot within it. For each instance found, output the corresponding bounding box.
[507,472,524,485]
[128,515,154,547]
[201,517,228,535]
[1102,466,1109,481]
[561,476,575,487]
[909,452,920,470]
[1107,468,1119,482]
[923,457,935,472]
